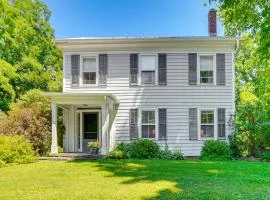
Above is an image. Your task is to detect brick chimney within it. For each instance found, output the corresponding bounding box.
[208,9,217,37]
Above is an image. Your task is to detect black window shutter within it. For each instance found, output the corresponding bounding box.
[189,108,198,140]
[71,55,80,85]
[99,54,108,85]
[188,53,197,85]
[216,53,225,85]
[159,109,167,139]
[218,108,226,138]
[130,109,138,139]
[130,54,138,85]
[158,54,167,85]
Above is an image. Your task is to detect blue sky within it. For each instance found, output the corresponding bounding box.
[44,0,224,39]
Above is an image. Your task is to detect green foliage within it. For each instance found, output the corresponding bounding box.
[236,91,270,157]
[0,60,16,112]
[214,0,270,159]
[261,150,270,161]
[228,134,241,159]
[200,140,232,161]
[107,150,125,159]
[0,0,62,111]
[216,0,270,58]
[109,141,184,160]
[0,159,7,168]
[88,141,101,149]
[156,147,184,160]
[129,139,160,159]
[0,90,51,155]
[0,135,36,164]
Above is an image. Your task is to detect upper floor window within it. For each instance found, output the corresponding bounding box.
[200,55,214,84]
[140,55,156,85]
[200,110,214,138]
[82,57,97,85]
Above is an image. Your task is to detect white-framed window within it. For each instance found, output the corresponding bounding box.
[200,110,215,138]
[199,55,215,84]
[140,55,157,85]
[81,56,98,85]
[141,109,156,139]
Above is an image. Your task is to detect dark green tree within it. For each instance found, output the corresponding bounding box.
[0,0,62,111]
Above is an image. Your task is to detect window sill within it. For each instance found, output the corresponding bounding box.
[198,137,215,141]
[71,84,107,88]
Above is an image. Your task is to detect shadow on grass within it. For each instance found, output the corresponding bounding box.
[71,159,185,199]
[71,160,186,200]
[67,159,270,199]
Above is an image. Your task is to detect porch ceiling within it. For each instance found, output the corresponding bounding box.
[44,92,119,105]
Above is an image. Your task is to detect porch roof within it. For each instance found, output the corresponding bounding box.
[44,92,119,105]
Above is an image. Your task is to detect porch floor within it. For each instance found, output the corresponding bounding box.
[40,153,100,161]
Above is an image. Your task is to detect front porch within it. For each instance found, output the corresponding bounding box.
[46,93,118,156]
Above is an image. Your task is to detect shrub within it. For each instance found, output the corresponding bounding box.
[200,140,232,161]
[261,150,270,161]
[108,143,131,159]
[129,139,160,159]
[107,150,125,159]
[228,134,241,159]
[0,159,7,168]
[0,135,36,164]
[156,148,184,160]
[0,90,52,155]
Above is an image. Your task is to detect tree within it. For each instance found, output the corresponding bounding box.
[0,60,16,112]
[236,92,270,156]
[0,0,62,111]
[213,0,270,57]
[212,0,270,157]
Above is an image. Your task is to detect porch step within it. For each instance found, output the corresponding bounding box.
[40,153,99,161]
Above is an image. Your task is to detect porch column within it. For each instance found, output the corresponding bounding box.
[101,97,109,155]
[51,103,58,154]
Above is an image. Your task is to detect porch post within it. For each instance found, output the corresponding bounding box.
[101,97,109,155]
[51,103,58,154]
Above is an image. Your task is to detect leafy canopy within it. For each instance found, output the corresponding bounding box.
[0,0,62,111]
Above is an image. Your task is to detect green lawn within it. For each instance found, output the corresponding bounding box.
[0,160,270,200]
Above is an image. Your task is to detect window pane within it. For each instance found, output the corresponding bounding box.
[142,125,148,138]
[141,55,156,70]
[148,111,155,124]
[201,111,214,124]
[200,125,214,137]
[148,125,155,138]
[83,57,96,72]
[83,72,96,84]
[200,56,213,71]
[200,71,213,83]
[142,111,148,124]
[142,71,155,84]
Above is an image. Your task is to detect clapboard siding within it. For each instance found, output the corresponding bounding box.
[63,52,234,156]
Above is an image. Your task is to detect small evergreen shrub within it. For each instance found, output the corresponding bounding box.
[0,135,36,164]
[129,139,160,159]
[108,141,184,160]
[107,150,124,159]
[228,134,241,159]
[261,150,270,161]
[200,140,232,160]
[107,143,131,159]
[156,147,184,160]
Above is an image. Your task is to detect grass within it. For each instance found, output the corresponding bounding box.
[0,160,270,200]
